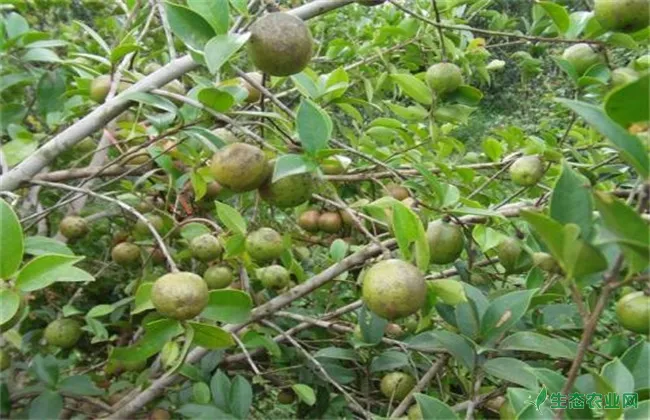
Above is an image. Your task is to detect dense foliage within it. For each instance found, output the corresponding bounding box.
[0,0,649,419]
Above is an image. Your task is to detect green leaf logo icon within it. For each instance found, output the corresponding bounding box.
[534,386,548,411]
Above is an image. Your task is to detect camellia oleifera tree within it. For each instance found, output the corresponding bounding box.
[0,0,648,418]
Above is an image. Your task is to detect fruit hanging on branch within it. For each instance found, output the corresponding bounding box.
[259,167,314,209]
[59,216,89,240]
[594,0,650,33]
[497,238,532,274]
[246,227,284,263]
[561,43,604,76]
[318,211,343,233]
[259,265,291,290]
[427,220,465,264]
[151,272,209,320]
[509,155,544,187]
[247,12,313,76]
[362,259,427,320]
[111,242,141,266]
[380,371,416,400]
[210,143,270,192]
[189,234,223,262]
[426,63,464,94]
[134,213,164,237]
[298,209,321,232]
[203,265,234,290]
[44,318,82,349]
[615,291,649,334]
[89,75,111,103]
[385,183,410,201]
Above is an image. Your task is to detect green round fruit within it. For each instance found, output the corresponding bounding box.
[151,272,209,320]
[259,170,313,209]
[0,349,10,371]
[594,0,650,33]
[210,143,269,192]
[427,220,464,264]
[59,216,89,240]
[111,242,141,266]
[426,63,464,94]
[298,210,321,232]
[124,147,150,165]
[407,405,422,420]
[246,227,284,263]
[362,259,426,320]
[380,372,416,400]
[212,128,240,144]
[385,323,404,339]
[464,152,481,163]
[277,389,296,404]
[532,252,560,273]
[203,265,234,290]
[163,79,185,95]
[204,181,223,199]
[259,265,291,290]
[134,214,164,237]
[615,291,649,334]
[76,137,97,153]
[497,238,531,274]
[247,12,313,76]
[90,75,111,103]
[190,234,222,262]
[509,155,544,187]
[143,62,162,75]
[320,155,347,175]
[562,43,603,75]
[386,183,409,200]
[44,319,82,349]
[620,286,637,297]
[611,67,639,86]
[318,211,342,233]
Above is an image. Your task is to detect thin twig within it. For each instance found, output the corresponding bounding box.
[390,355,448,418]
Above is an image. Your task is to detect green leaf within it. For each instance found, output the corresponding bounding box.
[329,238,349,262]
[210,370,231,412]
[15,254,84,292]
[482,137,504,161]
[197,87,235,112]
[557,98,649,178]
[133,283,154,315]
[29,354,59,387]
[86,304,114,318]
[594,192,649,274]
[314,347,359,361]
[601,358,634,396]
[605,74,649,127]
[192,382,211,404]
[112,319,183,362]
[22,48,60,63]
[188,322,235,349]
[177,403,233,419]
[429,279,467,305]
[229,376,252,419]
[621,340,649,392]
[413,394,459,420]
[200,289,252,324]
[480,289,538,343]
[369,351,409,373]
[164,2,215,50]
[0,198,23,279]
[0,289,20,325]
[538,1,570,33]
[272,154,313,183]
[215,201,246,235]
[120,92,178,114]
[59,375,104,396]
[110,44,138,64]
[188,0,229,34]
[391,201,429,271]
[296,99,332,155]
[23,236,73,256]
[391,73,433,105]
[482,357,538,390]
[28,390,62,420]
[498,332,575,359]
[204,33,250,74]
[5,12,29,39]
[74,20,110,53]
[292,384,316,406]
[550,162,593,240]
[447,85,483,106]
